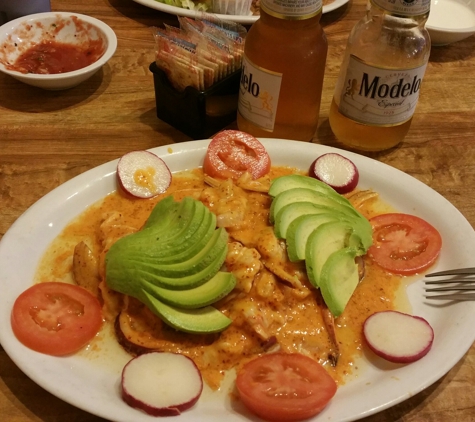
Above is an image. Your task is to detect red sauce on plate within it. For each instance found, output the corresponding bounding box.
[10,39,105,75]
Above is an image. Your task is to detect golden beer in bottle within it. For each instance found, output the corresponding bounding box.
[237,0,328,142]
[329,0,431,151]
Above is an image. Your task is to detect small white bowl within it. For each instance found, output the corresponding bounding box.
[427,0,475,46]
[0,12,117,90]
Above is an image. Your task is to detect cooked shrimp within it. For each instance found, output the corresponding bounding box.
[225,242,263,293]
[346,189,378,210]
[255,227,310,295]
[200,179,249,229]
[232,296,285,341]
[72,241,101,298]
[204,172,271,193]
[99,211,137,252]
[236,172,271,193]
[317,292,340,366]
[97,212,137,320]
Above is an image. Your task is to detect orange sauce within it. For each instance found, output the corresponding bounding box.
[133,167,157,192]
[35,167,406,390]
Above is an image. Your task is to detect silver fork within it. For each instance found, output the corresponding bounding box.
[424,268,475,300]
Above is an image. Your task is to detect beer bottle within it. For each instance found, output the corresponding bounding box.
[329,0,431,151]
[237,0,328,142]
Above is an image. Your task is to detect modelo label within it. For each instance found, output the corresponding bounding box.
[261,0,322,19]
[371,0,430,16]
[338,55,427,126]
[238,55,282,131]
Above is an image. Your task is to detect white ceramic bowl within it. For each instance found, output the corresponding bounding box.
[0,12,117,90]
[427,0,475,46]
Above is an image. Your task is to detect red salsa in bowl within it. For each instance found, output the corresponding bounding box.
[10,39,105,74]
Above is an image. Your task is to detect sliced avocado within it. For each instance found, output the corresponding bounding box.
[127,209,216,262]
[141,241,227,289]
[305,221,357,288]
[152,213,216,264]
[150,198,202,246]
[269,174,339,198]
[286,213,339,262]
[129,228,228,279]
[142,272,236,309]
[274,202,339,239]
[270,187,357,224]
[141,291,232,333]
[142,195,190,235]
[113,197,199,255]
[319,248,359,317]
[105,199,216,271]
[274,200,372,252]
[152,208,215,261]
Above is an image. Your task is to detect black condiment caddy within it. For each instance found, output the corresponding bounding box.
[149,62,241,139]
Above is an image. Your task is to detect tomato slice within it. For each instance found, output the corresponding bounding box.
[11,282,103,356]
[236,353,337,422]
[368,213,442,275]
[203,130,271,180]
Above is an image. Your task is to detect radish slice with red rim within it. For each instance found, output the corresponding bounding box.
[363,310,434,364]
[121,352,203,416]
[117,151,171,198]
[309,153,359,194]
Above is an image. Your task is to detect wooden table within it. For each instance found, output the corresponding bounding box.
[1,0,474,420]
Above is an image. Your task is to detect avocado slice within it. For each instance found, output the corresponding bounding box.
[142,272,236,309]
[151,209,215,262]
[319,248,359,317]
[118,207,216,263]
[270,187,357,224]
[109,236,228,292]
[267,174,372,317]
[110,197,202,260]
[141,291,232,334]
[106,196,236,334]
[269,174,339,198]
[305,221,359,288]
[274,201,372,251]
[127,228,229,279]
[286,213,339,262]
[142,195,191,236]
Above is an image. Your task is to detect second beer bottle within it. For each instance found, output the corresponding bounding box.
[237,0,328,142]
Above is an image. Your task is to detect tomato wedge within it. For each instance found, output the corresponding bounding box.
[203,130,271,180]
[368,213,442,275]
[236,353,337,422]
[11,282,103,356]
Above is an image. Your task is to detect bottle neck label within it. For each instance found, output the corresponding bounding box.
[337,55,427,126]
[238,55,282,131]
[261,0,322,19]
[371,0,430,16]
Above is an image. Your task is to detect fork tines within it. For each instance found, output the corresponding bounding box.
[424,268,475,300]
[425,267,475,277]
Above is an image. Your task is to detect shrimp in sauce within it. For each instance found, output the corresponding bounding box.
[36,166,404,390]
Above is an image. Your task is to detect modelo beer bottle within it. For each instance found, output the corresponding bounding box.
[329,0,431,151]
[237,0,328,142]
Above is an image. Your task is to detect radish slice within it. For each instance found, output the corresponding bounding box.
[363,311,434,364]
[309,153,359,194]
[121,352,203,416]
[117,151,171,198]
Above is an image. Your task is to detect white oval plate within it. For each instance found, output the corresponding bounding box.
[131,0,349,25]
[1,139,474,422]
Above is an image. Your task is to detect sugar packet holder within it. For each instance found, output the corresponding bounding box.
[150,15,246,138]
[150,62,241,139]
[153,15,246,92]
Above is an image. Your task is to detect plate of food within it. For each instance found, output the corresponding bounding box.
[0,134,474,422]
[131,0,349,25]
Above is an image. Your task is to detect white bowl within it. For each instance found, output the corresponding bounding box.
[0,12,117,90]
[427,0,475,46]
